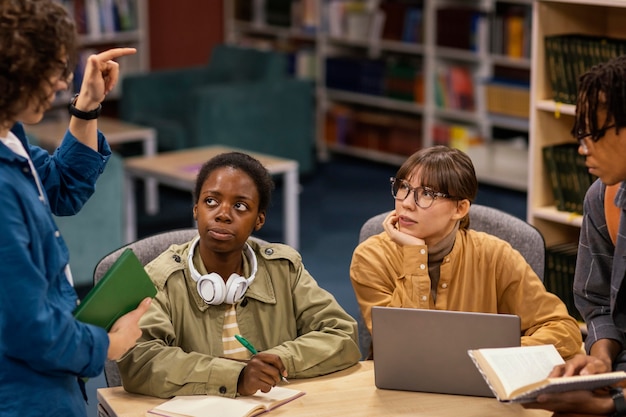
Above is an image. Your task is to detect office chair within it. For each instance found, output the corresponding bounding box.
[93,228,199,387]
[355,204,546,359]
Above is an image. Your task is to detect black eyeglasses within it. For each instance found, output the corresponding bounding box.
[390,177,456,209]
[575,123,616,145]
[53,58,74,84]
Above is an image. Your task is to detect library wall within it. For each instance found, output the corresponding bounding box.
[148,0,224,70]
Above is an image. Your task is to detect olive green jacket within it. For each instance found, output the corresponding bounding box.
[118,239,360,398]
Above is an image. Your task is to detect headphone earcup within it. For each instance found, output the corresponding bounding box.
[196,273,226,305]
[224,273,250,304]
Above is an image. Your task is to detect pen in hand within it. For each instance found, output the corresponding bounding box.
[234,334,289,384]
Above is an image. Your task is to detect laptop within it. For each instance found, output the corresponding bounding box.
[371,306,520,397]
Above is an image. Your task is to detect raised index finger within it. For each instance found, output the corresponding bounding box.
[96,47,137,62]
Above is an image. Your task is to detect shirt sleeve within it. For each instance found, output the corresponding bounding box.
[574,180,625,351]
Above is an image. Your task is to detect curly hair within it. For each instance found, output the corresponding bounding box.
[194,152,275,213]
[571,55,626,140]
[0,0,77,124]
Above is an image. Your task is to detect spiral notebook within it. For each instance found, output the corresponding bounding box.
[372,307,520,397]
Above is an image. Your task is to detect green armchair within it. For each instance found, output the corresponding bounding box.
[120,44,316,174]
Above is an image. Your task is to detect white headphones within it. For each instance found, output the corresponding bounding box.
[187,237,258,305]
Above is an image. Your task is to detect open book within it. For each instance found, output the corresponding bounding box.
[148,386,305,417]
[468,344,626,403]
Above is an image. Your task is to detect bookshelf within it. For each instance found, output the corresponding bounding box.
[55,0,149,104]
[528,0,626,247]
[225,0,532,192]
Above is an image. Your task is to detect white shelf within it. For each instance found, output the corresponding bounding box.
[531,206,583,228]
[325,89,424,115]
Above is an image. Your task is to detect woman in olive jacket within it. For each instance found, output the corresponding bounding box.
[118,152,360,398]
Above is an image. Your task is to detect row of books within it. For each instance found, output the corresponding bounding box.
[325,56,423,103]
[545,242,582,322]
[545,34,626,105]
[436,6,486,52]
[59,0,138,37]
[542,143,595,215]
[434,64,475,112]
[432,122,482,151]
[234,0,317,31]
[324,104,422,156]
[490,3,531,59]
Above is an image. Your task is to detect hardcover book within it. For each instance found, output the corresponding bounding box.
[73,248,156,330]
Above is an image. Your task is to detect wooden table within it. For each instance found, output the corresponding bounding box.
[97,361,552,417]
[24,116,159,214]
[124,145,300,249]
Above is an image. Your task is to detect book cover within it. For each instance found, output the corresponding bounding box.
[148,386,305,417]
[73,248,156,330]
[468,345,626,403]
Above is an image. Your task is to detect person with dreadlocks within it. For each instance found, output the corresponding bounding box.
[522,56,626,416]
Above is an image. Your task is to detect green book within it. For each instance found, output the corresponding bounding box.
[73,249,156,330]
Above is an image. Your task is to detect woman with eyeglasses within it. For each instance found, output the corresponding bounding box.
[0,1,150,416]
[350,145,582,360]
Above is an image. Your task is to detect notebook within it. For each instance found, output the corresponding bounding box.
[73,248,157,330]
[371,306,520,397]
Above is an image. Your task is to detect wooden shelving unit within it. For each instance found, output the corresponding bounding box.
[528,0,626,246]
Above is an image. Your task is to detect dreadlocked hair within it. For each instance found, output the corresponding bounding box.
[572,55,626,140]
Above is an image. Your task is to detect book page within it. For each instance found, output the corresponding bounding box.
[149,387,304,417]
[477,345,564,396]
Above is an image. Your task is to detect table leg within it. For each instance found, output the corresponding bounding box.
[143,132,159,215]
[283,167,299,250]
[124,173,138,244]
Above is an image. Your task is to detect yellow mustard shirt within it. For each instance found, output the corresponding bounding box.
[350,228,583,359]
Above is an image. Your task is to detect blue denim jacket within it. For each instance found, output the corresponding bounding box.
[0,123,111,416]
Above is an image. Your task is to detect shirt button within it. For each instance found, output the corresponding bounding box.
[264,248,274,255]
[420,249,426,255]
[54,230,61,238]
[420,264,426,270]
[172,255,181,263]
[441,283,448,289]
[240,298,248,307]
[22,167,29,174]
[219,386,227,394]
[421,295,427,301]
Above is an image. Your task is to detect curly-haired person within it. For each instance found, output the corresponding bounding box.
[0,1,150,416]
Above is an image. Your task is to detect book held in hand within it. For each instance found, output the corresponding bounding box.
[73,248,157,330]
[468,344,626,403]
[148,386,305,417]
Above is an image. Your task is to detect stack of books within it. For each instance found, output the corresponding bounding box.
[542,143,595,215]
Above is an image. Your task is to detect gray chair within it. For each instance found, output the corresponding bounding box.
[93,228,199,388]
[355,204,545,359]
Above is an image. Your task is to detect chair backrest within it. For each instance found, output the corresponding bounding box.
[355,204,546,359]
[358,205,545,279]
[208,44,288,82]
[94,228,198,387]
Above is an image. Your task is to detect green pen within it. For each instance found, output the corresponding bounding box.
[234,334,289,383]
